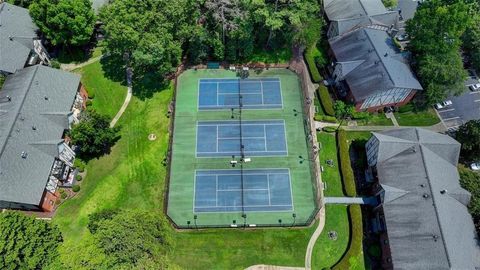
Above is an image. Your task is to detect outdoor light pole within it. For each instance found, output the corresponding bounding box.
[278,219,282,227]
[194,215,198,230]
[242,214,247,228]
[292,213,296,227]
[187,220,191,229]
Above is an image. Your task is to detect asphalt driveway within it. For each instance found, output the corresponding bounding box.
[436,87,480,131]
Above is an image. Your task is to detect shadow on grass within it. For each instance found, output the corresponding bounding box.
[99,54,169,100]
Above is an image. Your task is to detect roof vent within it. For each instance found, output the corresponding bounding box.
[6,95,11,101]
[21,151,27,159]
[440,189,447,194]
[8,36,13,41]
[384,52,388,57]
[20,116,25,121]
[32,125,37,131]
[420,184,425,188]
[423,193,429,199]
[411,146,416,152]
[432,234,439,241]
[44,96,48,100]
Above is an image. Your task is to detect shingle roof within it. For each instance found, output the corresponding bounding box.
[0,3,38,74]
[371,128,480,269]
[0,65,80,206]
[329,28,422,101]
[324,0,398,36]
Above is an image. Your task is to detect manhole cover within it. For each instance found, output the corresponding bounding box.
[148,134,157,141]
[328,231,338,240]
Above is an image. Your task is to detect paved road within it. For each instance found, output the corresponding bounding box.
[324,197,377,205]
[436,90,480,131]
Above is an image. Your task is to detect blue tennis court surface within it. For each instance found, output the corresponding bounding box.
[196,120,287,157]
[194,169,293,213]
[198,78,282,110]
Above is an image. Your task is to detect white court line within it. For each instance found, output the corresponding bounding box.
[194,204,292,209]
[199,173,289,177]
[217,188,269,192]
[267,174,271,206]
[260,80,265,105]
[438,108,455,112]
[218,136,266,140]
[443,116,460,121]
[264,125,268,151]
[218,92,261,95]
[474,99,480,102]
[216,126,219,152]
[198,150,287,154]
[199,123,284,127]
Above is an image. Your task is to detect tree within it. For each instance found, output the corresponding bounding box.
[0,212,63,269]
[7,0,33,8]
[29,0,95,46]
[459,165,480,233]
[464,14,480,71]
[334,100,355,119]
[406,0,472,104]
[69,109,120,160]
[456,120,480,162]
[99,0,195,81]
[87,209,176,269]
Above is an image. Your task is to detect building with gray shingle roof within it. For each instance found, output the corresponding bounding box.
[366,128,480,269]
[329,27,422,111]
[0,2,49,75]
[323,0,398,38]
[0,65,84,211]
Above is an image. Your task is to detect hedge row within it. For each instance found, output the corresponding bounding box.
[332,205,364,270]
[337,130,357,197]
[304,45,322,83]
[318,85,335,116]
[322,126,337,133]
[314,115,337,123]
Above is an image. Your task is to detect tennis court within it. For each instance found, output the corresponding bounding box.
[194,169,293,213]
[198,78,283,110]
[168,69,317,227]
[196,120,287,157]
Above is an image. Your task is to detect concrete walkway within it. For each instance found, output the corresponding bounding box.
[385,112,399,126]
[110,68,132,128]
[305,207,326,270]
[324,196,377,205]
[60,55,103,71]
[245,265,305,270]
[340,122,447,132]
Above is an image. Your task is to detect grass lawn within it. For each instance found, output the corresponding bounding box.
[394,108,440,126]
[318,133,343,197]
[73,60,127,119]
[314,91,326,116]
[248,47,292,64]
[53,66,354,269]
[346,131,372,142]
[356,113,392,126]
[312,205,350,269]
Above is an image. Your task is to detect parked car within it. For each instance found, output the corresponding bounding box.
[396,34,409,42]
[471,162,480,171]
[434,100,453,109]
[469,83,480,91]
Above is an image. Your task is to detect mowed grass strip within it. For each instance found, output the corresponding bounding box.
[73,60,127,119]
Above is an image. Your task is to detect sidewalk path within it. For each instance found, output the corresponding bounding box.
[60,55,103,71]
[341,122,447,132]
[110,68,133,128]
[385,112,399,126]
[245,265,305,270]
[324,196,377,205]
[305,207,326,270]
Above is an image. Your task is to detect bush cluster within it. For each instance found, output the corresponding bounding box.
[304,45,322,83]
[332,205,363,270]
[314,115,337,123]
[317,85,335,116]
[337,130,357,197]
[322,126,337,133]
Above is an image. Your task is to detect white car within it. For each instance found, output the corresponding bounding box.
[469,83,480,91]
[434,100,453,109]
[471,162,480,171]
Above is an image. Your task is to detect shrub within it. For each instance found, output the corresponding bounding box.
[74,159,86,172]
[332,205,364,270]
[398,104,414,113]
[86,99,93,107]
[337,130,357,197]
[322,126,337,133]
[304,45,322,83]
[315,115,337,123]
[50,59,61,69]
[59,189,68,199]
[88,92,95,99]
[72,185,81,192]
[318,85,335,116]
[75,175,83,182]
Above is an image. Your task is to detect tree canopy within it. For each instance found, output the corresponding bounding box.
[29,0,95,46]
[456,120,480,162]
[406,0,471,104]
[0,212,63,269]
[87,209,176,269]
[69,109,120,160]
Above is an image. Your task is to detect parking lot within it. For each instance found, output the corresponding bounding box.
[436,81,480,131]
